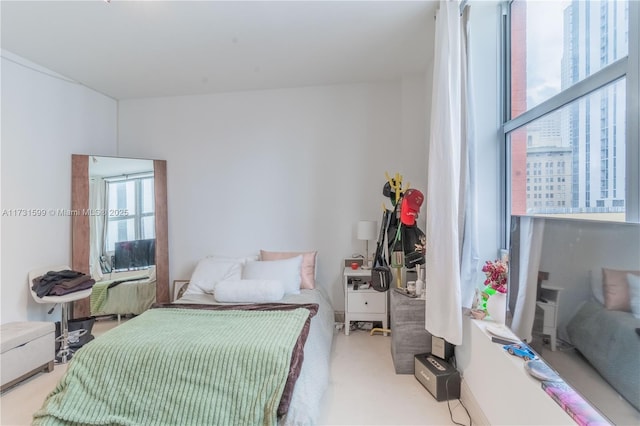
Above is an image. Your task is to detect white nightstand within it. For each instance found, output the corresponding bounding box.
[343,267,388,335]
[536,285,562,351]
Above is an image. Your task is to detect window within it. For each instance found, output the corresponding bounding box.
[510,0,628,117]
[105,176,155,253]
[505,0,638,223]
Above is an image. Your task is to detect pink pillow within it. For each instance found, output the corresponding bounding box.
[602,268,640,311]
[260,250,317,289]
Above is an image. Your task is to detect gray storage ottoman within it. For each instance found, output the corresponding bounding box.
[1,321,55,391]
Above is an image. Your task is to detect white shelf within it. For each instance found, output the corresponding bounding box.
[460,318,572,425]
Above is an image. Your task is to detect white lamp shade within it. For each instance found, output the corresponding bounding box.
[357,221,378,241]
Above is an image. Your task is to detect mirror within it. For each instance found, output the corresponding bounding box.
[506,216,640,424]
[72,155,169,318]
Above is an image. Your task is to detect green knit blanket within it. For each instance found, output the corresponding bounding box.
[88,281,109,314]
[33,307,311,426]
[89,274,150,314]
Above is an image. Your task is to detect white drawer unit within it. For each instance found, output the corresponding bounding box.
[535,285,562,351]
[343,267,388,335]
[347,291,386,314]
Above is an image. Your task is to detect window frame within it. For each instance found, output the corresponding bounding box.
[105,174,155,254]
[500,0,640,247]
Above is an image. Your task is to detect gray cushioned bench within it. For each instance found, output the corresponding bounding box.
[1,321,55,391]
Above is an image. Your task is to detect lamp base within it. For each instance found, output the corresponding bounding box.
[361,256,372,270]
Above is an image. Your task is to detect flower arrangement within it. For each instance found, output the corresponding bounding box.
[482,259,508,294]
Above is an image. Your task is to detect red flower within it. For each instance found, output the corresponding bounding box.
[482,259,508,294]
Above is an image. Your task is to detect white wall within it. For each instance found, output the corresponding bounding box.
[118,77,429,310]
[0,52,118,322]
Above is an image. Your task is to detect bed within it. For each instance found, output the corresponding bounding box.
[90,269,157,317]
[34,252,334,426]
[566,300,640,411]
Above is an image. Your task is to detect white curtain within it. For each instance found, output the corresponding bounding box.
[511,217,545,342]
[425,0,475,345]
[89,177,107,279]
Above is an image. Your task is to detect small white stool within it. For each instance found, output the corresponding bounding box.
[1,321,55,391]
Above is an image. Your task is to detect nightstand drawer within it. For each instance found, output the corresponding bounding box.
[347,292,385,313]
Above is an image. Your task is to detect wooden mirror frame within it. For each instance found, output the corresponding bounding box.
[71,154,169,317]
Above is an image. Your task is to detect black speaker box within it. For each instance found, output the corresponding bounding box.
[414,353,461,401]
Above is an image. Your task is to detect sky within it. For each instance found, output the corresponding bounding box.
[524,0,571,108]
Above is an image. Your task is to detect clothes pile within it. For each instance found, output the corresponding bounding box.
[32,270,95,298]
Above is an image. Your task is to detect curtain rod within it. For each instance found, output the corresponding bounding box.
[102,171,154,182]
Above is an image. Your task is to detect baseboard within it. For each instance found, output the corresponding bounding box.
[460,379,490,426]
[0,361,54,393]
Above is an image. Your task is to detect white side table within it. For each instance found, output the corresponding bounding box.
[536,284,562,351]
[343,267,388,335]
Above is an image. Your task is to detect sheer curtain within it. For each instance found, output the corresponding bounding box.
[89,177,107,279]
[511,217,545,342]
[425,0,477,345]
[459,4,479,310]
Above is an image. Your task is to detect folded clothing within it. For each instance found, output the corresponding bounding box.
[32,270,95,298]
[48,278,96,296]
[215,279,285,303]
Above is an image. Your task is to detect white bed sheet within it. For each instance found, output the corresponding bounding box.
[176,288,334,425]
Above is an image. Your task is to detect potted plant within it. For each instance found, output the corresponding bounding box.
[481,259,508,323]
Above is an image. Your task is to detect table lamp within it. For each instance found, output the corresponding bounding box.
[357,220,378,269]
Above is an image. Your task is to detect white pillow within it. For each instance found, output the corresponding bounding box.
[184,259,242,296]
[627,273,640,319]
[242,256,303,295]
[590,269,605,305]
[215,279,285,303]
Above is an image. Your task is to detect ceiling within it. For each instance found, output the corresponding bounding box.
[1,1,437,100]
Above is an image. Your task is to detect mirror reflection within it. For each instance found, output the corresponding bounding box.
[507,216,640,424]
[88,156,157,317]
